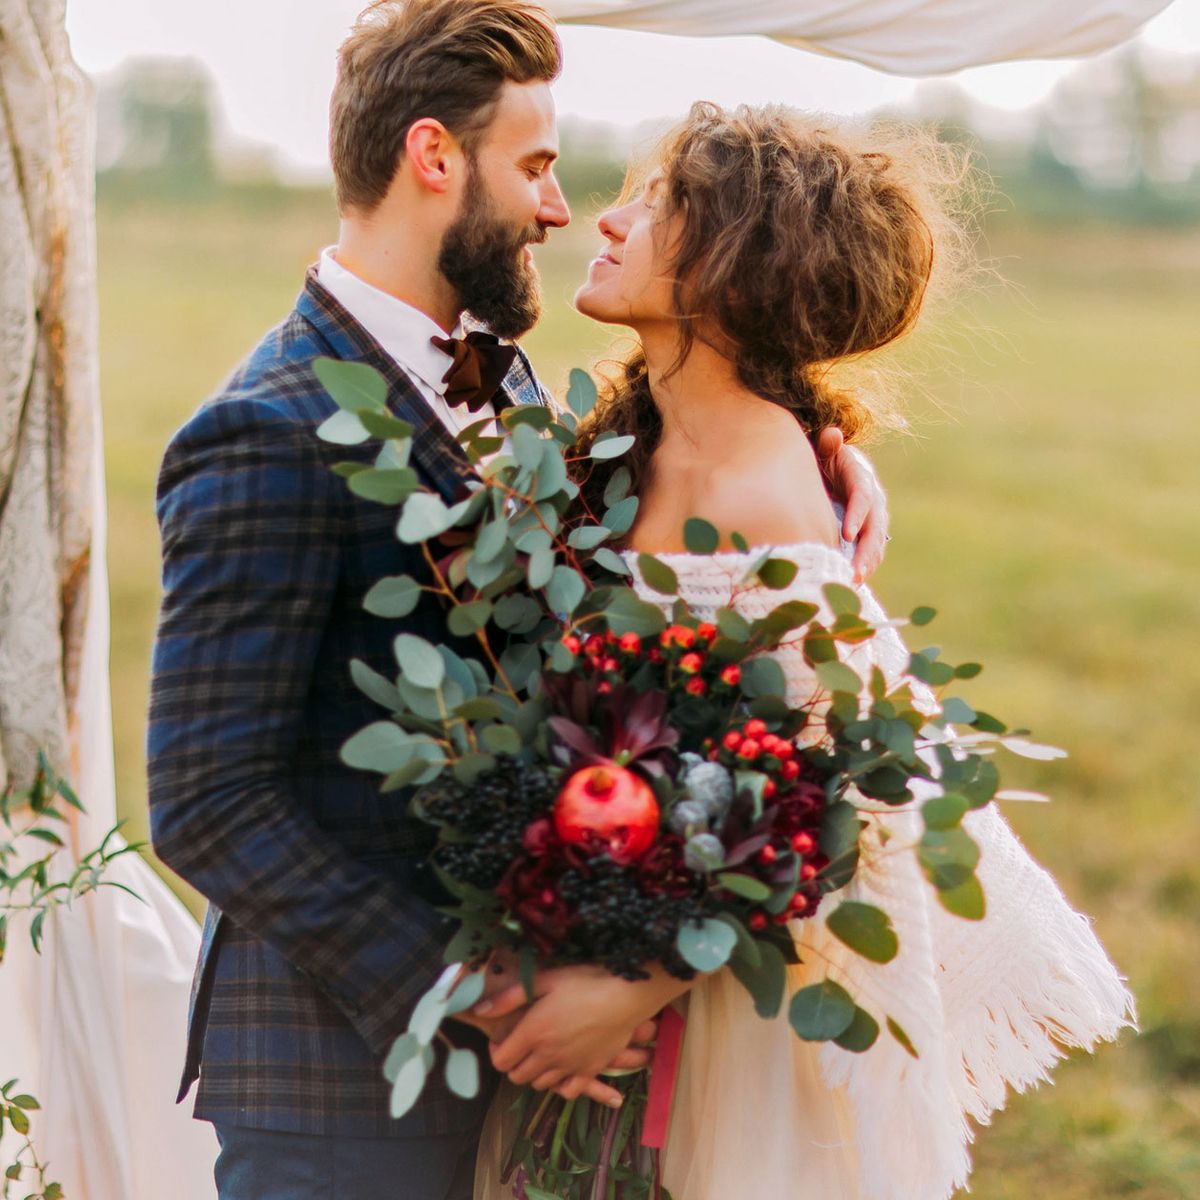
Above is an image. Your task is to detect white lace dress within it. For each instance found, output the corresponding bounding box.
[476,542,1134,1200]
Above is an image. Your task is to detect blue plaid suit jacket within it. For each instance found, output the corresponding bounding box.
[148,270,548,1137]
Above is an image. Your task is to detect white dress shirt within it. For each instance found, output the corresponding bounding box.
[317,247,502,444]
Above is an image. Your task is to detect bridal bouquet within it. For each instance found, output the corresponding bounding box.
[315,358,1057,1199]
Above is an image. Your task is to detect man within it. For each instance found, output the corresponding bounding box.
[147,2,889,1196]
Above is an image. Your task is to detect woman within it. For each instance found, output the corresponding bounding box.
[478,102,1134,1200]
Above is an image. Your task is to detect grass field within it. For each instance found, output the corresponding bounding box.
[97,185,1200,1198]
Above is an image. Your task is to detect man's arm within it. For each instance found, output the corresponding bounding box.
[148,401,444,1058]
[814,427,890,583]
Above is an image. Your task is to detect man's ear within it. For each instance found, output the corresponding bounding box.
[404,119,461,195]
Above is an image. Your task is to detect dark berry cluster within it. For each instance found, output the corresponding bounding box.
[418,759,559,890]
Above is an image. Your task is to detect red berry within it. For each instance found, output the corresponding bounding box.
[774,741,795,760]
[757,844,778,865]
[719,665,742,686]
[745,719,768,739]
[562,635,582,655]
[697,623,718,642]
[790,892,810,913]
[541,888,557,906]
[648,648,664,664]
[723,731,743,751]
[763,779,778,799]
[738,739,761,760]
[773,912,792,925]
[790,832,816,855]
[801,863,817,881]
[679,652,704,674]
[605,630,619,645]
[601,656,619,673]
[618,632,642,655]
[781,759,801,780]
[748,912,769,932]
[597,681,612,694]
[584,635,605,658]
[684,677,707,696]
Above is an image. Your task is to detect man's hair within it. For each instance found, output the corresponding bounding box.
[330,0,561,212]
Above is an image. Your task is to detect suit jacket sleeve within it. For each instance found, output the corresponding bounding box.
[147,398,444,1058]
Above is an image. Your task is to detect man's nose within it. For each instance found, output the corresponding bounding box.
[538,171,570,229]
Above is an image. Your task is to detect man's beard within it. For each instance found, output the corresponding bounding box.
[438,170,545,340]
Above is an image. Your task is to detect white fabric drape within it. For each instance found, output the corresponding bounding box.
[0,1,216,1196]
[543,0,1174,75]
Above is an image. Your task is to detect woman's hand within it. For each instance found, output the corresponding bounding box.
[815,426,890,583]
[474,962,692,1102]
[452,952,662,1107]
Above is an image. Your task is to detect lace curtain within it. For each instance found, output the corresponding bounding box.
[0,2,216,1195]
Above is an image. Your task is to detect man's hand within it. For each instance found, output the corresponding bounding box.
[815,427,890,583]
[474,962,692,1103]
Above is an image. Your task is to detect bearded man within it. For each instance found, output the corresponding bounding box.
[146,2,887,1196]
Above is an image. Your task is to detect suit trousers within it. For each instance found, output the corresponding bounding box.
[212,1120,479,1199]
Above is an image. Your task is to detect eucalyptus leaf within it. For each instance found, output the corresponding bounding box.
[603,466,631,507]
[826,901,899,964]
[816,660,863,696]
[758,558,799,589]
[313,356,387,412]
[789,979,856,1042]
[592,547,632,576]
[823,582,862,617]
[474,519,509,564]
[919,827,981,890]
[676,918,738,973]
[921,792,969,831]
[716,872,772,902]
[546,565,586,616]
[447,599,493,637]
[350,659,403,712]
[445,1047,481,1099]
[740,656,787,698]
[316,409,370,445]
[382,1031,420,1083]
[357,411,415,441]
[938,873,986,920]
[389,1053,429,1119]
[444,970,487,1016]
[481,724,523,756]
[833,1005,880,1053]
[567,524,611,550]
[887,1016,920,1058]
[941,696,977,726]
[683,518,719,554]
[348,467,419,504]
[364,574,422,618]
[637,554,679,596]
[590,433,636,460]
[341,722,422,773]
[604,589,668,637]
[604,495,639,536]
[911,606,937,626]
[397,492,453,542]
[729,938,786,1019]
[394,634,446,689]
[527,544,555,589]
[566,367,597,418]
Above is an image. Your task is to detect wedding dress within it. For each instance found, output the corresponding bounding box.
[476,541,1135,1200]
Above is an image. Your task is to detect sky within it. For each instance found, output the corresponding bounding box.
[66,0,1200,179]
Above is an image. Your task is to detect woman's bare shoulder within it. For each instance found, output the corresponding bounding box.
[700,428,841,549]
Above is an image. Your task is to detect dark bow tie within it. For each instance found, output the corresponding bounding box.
[431,331,518,413]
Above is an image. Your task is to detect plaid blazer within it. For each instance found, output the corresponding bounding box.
[147,270,548,1137]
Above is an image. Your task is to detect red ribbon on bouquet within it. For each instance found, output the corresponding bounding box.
[641,1004,686,1150]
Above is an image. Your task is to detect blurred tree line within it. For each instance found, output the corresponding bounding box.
[94,49,1200,226]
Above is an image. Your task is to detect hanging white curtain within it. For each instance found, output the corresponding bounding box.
[544,0,1174,74]
[0,1,216,1196]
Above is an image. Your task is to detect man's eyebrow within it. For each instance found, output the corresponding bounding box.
[520,147,559,165]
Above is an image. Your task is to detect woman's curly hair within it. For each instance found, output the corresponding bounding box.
[574,101,979,515]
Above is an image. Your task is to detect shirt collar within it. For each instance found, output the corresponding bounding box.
[316,246,463,396]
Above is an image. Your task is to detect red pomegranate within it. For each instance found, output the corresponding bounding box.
[553,763,660,864]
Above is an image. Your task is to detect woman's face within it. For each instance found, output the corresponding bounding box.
[574,169,681,330]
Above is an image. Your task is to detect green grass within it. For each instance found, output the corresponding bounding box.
[97,189,1200,1198]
